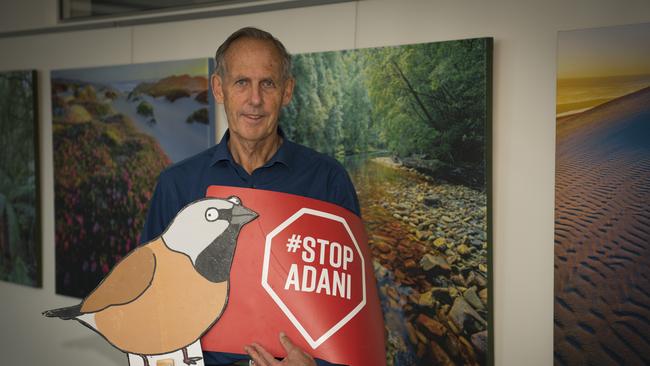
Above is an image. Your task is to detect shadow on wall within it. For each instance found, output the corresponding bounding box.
[63,335,125,365]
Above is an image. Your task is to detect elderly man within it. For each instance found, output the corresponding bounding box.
[141,27,359,366]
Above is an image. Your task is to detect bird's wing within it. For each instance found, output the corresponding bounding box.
[81,245,156,313]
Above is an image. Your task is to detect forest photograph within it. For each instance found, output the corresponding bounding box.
[0,70,40,288]
[280,38,492,366]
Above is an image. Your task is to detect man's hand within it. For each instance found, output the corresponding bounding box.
[244,332,317,366]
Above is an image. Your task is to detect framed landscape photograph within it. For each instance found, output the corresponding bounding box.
[0,70,41,288]
[554,22,650,365]
[280,38,493,365]
[51,58,216,298]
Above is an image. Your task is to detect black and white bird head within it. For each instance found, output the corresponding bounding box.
[161,196,258,282]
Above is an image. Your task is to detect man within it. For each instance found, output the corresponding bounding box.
[141,27,359,366]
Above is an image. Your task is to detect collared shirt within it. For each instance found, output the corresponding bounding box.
[141,129,360,243]
[140,129,358,366]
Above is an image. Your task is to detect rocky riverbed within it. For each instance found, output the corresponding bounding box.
[351,157,489,366]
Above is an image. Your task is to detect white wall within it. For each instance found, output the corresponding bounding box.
[0,0,58,33]
[1,0,649,365]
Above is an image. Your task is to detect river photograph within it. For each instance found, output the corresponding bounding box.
[50,58,215,298]
[280,38,493,366]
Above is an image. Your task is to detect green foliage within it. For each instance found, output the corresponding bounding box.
[280,39,489,182]
[65,104,92,124]
[6,256,29,284]
[0,71,39,286]
[91,102,113,118]
[364,39,488,166]
[74,84,97,102]
[280,50,377,159]
[103,125,124,145]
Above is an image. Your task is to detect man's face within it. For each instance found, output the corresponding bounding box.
[211,38,294,144]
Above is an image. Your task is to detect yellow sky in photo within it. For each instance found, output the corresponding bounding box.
[558,22,650,80]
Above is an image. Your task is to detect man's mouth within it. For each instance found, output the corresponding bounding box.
[242,113,264,121]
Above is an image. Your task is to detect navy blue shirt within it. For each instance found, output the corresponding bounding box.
[141,129,360,243]
[140,129,359,366]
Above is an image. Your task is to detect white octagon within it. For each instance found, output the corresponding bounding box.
[261,207,366,349]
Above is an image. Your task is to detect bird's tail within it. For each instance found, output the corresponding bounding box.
[42,304,83,320]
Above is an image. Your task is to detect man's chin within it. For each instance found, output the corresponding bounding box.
[230,125,277,144]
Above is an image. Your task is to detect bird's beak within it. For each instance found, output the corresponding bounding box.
[231,205,258,225]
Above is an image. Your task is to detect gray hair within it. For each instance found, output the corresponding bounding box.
[214,27,292,81]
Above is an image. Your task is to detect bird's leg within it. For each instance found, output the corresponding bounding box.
[182,347,202,365]
[140,354,150,366]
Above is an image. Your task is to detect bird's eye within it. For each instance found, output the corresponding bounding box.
[205,207,219,222]
[227,196,241,205]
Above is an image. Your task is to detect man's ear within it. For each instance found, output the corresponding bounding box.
[282,77,295,107]
[211,74,224,103]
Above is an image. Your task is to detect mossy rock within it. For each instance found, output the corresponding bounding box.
[136,101,154,118]
[64,104,92,124]
[185,108,209,124]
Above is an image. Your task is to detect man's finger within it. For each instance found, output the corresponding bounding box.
[254,342,280,363]
[245,343,279,366]
[278,332,316,365]
[245,345,270,366]
[279,332,298,353]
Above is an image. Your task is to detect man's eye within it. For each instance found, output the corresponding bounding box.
[261,80,275,88]
[235,79,247,86]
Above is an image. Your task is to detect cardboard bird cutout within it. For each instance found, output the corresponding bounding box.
[44,187,385,366]
[43,196,258,366]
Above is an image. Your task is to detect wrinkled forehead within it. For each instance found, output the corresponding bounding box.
[224,38,283,70]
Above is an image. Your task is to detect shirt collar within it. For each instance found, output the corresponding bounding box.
[211,130,232,165]
[210,127,294,170]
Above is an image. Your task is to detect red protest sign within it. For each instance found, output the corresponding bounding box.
[202,186,386,366]
[263,208,366,349]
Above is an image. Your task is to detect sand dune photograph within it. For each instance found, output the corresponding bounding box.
[554,22,650,366]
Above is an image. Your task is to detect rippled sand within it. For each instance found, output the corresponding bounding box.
[554,87,650,365]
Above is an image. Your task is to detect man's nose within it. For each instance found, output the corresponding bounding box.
[249,84,262,106]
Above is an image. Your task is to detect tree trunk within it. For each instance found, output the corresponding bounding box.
[390,60,436,128]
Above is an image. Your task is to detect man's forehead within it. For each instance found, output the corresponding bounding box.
[226,37,281,60]
[223,38,283,77]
